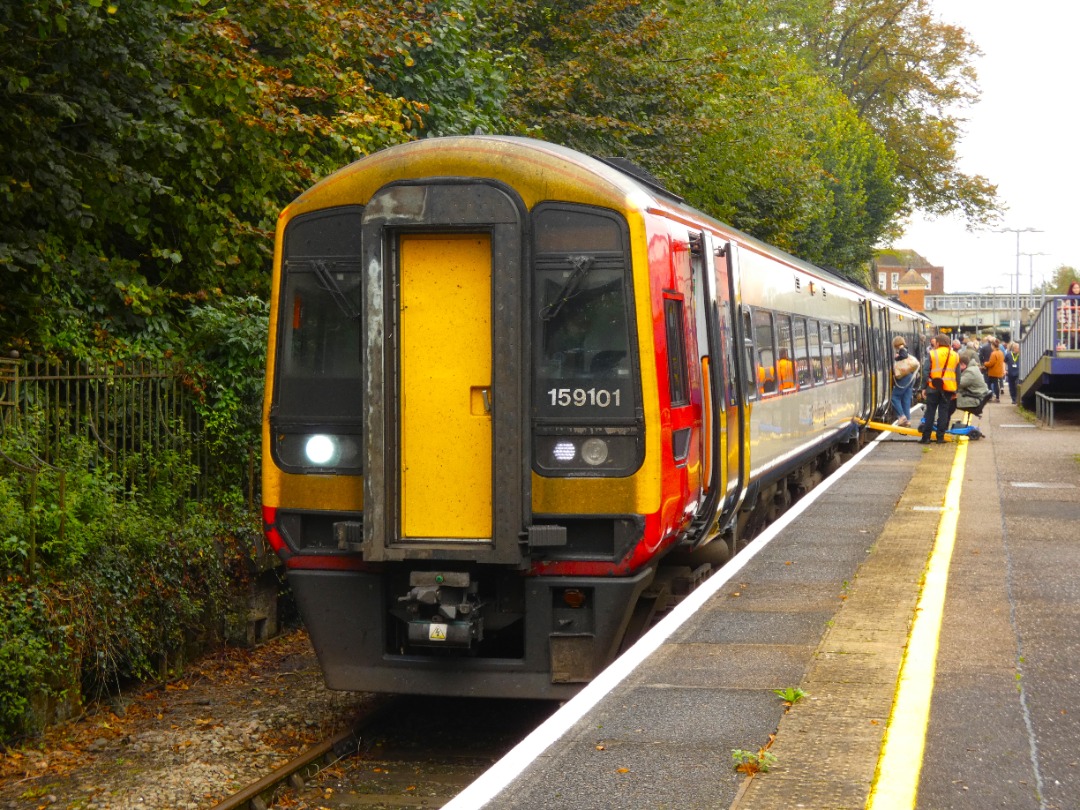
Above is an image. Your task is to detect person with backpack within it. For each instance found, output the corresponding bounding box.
[890,336,918,427]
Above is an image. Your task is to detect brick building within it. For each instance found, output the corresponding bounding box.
[872,250,944,299]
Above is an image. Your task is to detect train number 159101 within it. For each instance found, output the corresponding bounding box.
[547,387,622,408]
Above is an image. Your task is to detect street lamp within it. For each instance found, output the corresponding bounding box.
[992,227,1043,338]
[984,285,1002,334]
[1020,251,1048,295]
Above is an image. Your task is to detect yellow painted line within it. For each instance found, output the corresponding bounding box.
[867,440,969,809]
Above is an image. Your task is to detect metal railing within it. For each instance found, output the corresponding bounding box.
[0,358,203,484]
[1019,297,1080,382]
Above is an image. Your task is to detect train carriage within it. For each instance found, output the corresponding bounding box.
[261,136,930,699]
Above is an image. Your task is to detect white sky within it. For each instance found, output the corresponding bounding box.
[895,0,1080,294]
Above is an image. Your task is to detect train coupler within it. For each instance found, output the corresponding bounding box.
[399,571,484,649]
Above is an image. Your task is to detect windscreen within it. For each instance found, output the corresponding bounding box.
[275,207,364,423]
[532,205,637,420]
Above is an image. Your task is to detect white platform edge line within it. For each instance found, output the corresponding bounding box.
[442,429,887,810]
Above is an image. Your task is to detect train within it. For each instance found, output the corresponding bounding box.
[260,136,932,699]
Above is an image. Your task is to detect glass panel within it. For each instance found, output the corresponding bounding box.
[276,208,364,422]
[752,309,776,396]
[793,316,810,387]
[533,207,635,419]
[776,314,797,391]
[807,319,824,384]
[821,322,836,381]
[665,299,689,407]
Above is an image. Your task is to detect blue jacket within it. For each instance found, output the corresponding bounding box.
[1005,349,1020,378]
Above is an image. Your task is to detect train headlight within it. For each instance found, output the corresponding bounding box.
[273,431,363,474]
[534,433,642,476]
[580,438,609,466]
[304,434,338,465]
[552,441,576,462]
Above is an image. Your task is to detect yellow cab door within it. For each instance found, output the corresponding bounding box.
[399,233,492,540]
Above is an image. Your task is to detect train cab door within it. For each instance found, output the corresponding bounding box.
[398,233,492,540]
[360,182,528,565]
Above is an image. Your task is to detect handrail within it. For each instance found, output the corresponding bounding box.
[1019,297,1080,383]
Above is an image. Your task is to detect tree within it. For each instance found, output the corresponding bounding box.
[0,0,508,359]
[1034,265,1080,295]
[658,0,903,279]
[772,0,999,226]
[485,0,681,158]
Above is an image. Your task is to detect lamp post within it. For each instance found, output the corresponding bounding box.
[1020,251,1048,295]
[992,227,1042,338]
[984,285,1002,335]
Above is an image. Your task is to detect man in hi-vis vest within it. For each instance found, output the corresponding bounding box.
[920,333,959,444]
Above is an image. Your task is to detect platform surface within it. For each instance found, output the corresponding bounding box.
[447,403,1080,810]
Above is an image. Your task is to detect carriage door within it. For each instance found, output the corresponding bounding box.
[399,233,492,539]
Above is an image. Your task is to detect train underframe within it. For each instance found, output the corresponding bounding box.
[287,564,653,699]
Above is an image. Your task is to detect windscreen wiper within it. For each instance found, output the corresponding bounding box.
[311,259,361,319]
[539,254,595,321]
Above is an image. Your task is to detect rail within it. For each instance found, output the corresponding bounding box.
[1035,392,1080,428]
[1019,296,1080,383]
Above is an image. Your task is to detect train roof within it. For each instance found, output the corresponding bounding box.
[291,135,920,319]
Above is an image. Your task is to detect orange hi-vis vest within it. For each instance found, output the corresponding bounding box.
[928,346,959,392]
[777,358,797,391]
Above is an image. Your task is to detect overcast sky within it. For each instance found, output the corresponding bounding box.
[896,0,1080,294]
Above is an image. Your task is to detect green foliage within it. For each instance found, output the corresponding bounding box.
[1035,266,1080,295]
[0,0,503,359]
[732,746,778,775]
[0,581,73,734]
[770,0,999,227]
[774,686,807,705]
[180,295,269,459]
[0,408,260,740]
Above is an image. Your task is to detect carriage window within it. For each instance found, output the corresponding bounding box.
[832,324,847,378]
[793,317,810,387]
[751,309,776,396]
[742,309,757,401]
[775,313,797,392]
[820,322,836,382]
[850,325,863,375]
[664,298,689,407]
[807,319,824,384]
[276,207,364,420]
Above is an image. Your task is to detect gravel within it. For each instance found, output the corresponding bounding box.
[0,630,375,810]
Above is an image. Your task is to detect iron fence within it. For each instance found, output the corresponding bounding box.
[0,357,258,510]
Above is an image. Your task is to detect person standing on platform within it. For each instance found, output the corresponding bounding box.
[920,333,959,444]
[891,336,918,427]
[1064,281,1080,346]
[984,338,1006,403]
[1005,341,1021,404]
[978,335,993,385]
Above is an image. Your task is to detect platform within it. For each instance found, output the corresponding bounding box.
[443,401,1080,810]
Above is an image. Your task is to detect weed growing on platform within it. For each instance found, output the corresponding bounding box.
[732,747,778,775]
[773,686,806,706]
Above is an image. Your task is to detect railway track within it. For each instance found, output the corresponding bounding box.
[212,695,557,809]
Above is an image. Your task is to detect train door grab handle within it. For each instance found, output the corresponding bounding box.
[482,388,492,414]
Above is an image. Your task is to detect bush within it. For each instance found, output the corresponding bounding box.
[0,408,263,741]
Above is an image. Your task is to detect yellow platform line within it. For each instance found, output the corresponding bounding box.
[866,439,969,808]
